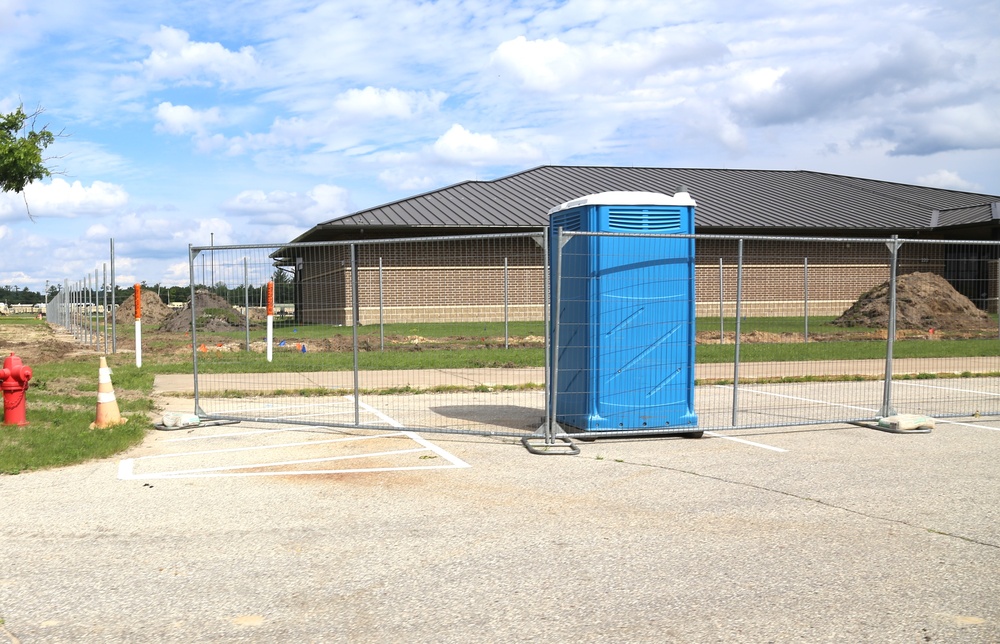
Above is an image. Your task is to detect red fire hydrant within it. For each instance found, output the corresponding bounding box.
[1,352,32,426]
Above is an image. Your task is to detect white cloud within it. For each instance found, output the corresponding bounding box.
[492,36,582,92]
[334,87,447,119]
[491,30,729,93]
[154,102,224,136]
[378,169,439,192]
[731,35,966,127]
[914,170,981,192]
[432,124,542,166]
[879,103,1000,156]
[140,25,259,87]
[0,178,128,220]
[221,184,350,226]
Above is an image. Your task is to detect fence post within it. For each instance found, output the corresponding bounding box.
[548,229,566,444]
[378,256,384,352]
[719,257,724,345]
[879,235,900,418]
[243,258,251,351]
[803,256,809,343]
[504,257,510,350]
[110,238,116,354]
[732,239,744,426]
[540,231,552,442]
[85,274,91,347]
[188,245,203,415]
[94,268,99,350]
[103,264,108,354]
[351,244,360,427]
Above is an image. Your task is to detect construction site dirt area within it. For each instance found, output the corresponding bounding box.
[0,322,91,365]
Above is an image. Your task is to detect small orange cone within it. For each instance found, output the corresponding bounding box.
[91,357,127,429]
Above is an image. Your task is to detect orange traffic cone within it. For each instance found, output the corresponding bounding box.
[90,357,127,429]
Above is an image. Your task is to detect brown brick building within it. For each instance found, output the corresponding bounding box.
[277,166,1000,325]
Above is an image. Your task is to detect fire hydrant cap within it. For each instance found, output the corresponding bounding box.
[2,353,31,388]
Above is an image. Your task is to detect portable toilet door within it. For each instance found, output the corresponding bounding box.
[549,190,698,432]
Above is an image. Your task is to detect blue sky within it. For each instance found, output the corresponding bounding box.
[1,0,999,291]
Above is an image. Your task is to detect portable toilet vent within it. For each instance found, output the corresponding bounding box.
[549,190,698,433]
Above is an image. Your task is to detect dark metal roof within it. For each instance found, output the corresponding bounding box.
[292,166,1000,242]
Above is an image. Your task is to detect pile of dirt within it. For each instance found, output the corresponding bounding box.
[161,290,247,332]
[115,290,172,327]
[833,271,991,330]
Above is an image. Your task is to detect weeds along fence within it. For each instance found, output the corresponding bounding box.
[187,233,1000,443]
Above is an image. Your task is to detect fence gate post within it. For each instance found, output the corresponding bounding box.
[378,256,385,351]
[803,256,809,343]
[524,228,578,455]
[504,257,509,350]
[110,238,117,354]
[188,244,205,416]
[731,239,744,426]
[351,243,361,427]
[879,235,900,418]
[243,257,251,351]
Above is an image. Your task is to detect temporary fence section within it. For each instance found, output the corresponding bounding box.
[187,232,999,446]
[188,234,549,438]
[551,231,1000,437]
[46,271,115,354]
[44,238,120,354]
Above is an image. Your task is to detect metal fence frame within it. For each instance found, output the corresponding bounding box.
[180,231,1000,451]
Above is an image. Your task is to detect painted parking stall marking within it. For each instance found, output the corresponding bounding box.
[120,398,469,480]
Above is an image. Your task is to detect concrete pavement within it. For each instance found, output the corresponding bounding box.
[1,397,998,642]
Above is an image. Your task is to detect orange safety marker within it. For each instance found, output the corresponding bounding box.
[266,280,274,363]
[134,283,142,368]
[91,356,127,429]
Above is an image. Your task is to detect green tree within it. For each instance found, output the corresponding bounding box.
[0,105,55,194]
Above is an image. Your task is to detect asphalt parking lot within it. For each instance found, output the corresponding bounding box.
[2,404,999,643]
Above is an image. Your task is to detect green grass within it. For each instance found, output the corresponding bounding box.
[184,335,1000,373]
[2,313,997,475]
[0,356,149,475]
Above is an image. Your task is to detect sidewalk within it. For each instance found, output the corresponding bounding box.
[153,357,997,394]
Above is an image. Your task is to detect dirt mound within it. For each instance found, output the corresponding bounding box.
[161,290,247,332]
[116,290,172,327]
[833,272,991,330]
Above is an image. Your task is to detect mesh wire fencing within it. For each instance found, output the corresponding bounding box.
[188,234,549,437]
[46,274,115,354]
[186,233,1000,442]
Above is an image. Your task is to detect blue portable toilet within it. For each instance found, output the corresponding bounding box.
[549,190,698,433]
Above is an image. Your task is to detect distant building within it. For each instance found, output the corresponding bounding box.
[277,166,1000,324]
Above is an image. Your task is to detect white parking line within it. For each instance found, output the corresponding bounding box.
[704,431,787,452]
[166,424,329,442]
[894,381,1000,397]
[119,431,469,480]
[935,418,1000,432]
[122,395,470,480]
[716,384,879,414]
[347,395,404,427]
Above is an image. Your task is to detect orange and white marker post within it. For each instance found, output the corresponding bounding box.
[134,283,142,368]
[266,280,274,362]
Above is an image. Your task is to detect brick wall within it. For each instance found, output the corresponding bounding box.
[295,237,989,325]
